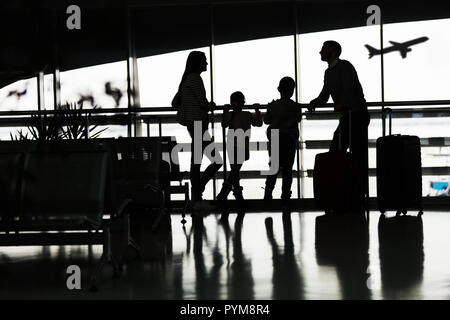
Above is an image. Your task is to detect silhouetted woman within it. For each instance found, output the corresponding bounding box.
[174,51,222,201]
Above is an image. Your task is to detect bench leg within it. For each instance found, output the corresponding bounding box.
[119,214,141,262]
[181,182,189,225]
[89,226,122,291]
[151,190,168,232]
[89,227,111,292]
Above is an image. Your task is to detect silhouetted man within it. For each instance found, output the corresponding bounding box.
[309,41,370,210]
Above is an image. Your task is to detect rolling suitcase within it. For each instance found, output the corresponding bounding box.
[313,152,361,211]
[313,111,363,212]
[376,108,423,216]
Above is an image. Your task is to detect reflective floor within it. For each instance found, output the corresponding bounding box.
[1,211,450,300]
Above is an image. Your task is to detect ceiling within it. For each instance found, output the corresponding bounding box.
[1,0,449,88]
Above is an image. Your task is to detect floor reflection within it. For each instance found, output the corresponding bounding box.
[315,213,371,299]
[191,215,223,299]
[378,214,424,299]
[0,211,449,299]
[220,213,255,300]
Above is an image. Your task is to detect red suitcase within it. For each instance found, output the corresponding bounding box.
[313,151,361,211]
[313,111,363,212]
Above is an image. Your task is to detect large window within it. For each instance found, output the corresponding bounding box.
[60,61,128,109]
[2,3,448,199]
[134,5,211,109]
[214,36,295,105]
[138,48,211,109]
[0,77,37,111]
[0,77,38,140]
[382,18,450,196]
[383,18,450,102]
[299,25,382,104]
[213,36,296,199]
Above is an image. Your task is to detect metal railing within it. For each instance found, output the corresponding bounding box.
[1,99,450,200]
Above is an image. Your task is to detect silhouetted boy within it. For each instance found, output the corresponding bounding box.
[264,77,302,201]
[217,91,262,201]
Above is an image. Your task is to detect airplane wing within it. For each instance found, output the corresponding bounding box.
[389,41,401,46]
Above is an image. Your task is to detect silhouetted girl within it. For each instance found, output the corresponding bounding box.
[217,91,262,201]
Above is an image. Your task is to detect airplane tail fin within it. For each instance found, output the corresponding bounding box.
[364,44,379,59]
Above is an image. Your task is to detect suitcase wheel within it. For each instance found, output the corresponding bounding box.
[402,210,407,215]
[418,211,424,217]
[396,210,401,217]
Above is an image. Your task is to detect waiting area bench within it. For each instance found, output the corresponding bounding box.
[0,137,169,290]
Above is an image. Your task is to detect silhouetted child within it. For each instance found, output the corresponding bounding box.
[217,91,262,201]
[264,77,302,201]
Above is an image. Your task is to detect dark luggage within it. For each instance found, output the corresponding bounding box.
[376,108,423,216]
[313,152,361,211]
[378,215,424,292]
[315,213,370,299]
[313,111,363,212]
[315,213,369,265]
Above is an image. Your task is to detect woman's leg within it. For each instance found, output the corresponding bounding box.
[187,122,202,201]
[199,122,222,193]
[229,163,243,189]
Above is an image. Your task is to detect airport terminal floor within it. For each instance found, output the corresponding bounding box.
[0,210,449,300]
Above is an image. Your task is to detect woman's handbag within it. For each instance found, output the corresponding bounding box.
[171,91,181,109]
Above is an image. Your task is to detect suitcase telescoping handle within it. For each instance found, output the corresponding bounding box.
[383,107,393,136]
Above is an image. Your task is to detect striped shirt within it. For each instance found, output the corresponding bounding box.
[176,73,210,124]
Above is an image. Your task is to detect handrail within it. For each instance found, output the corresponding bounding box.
[179,167,450,180]
[0,99,449,116]
[1,105,450,128]
[1,100,449,201]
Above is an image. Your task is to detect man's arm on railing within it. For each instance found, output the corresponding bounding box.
[309,75,330,112]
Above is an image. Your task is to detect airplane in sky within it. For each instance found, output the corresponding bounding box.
[365,36,429,59]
